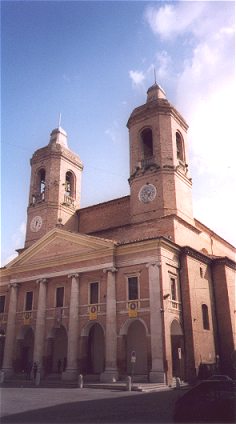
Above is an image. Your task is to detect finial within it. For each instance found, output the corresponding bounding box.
[58,112,62,128]
[153,67,157,85]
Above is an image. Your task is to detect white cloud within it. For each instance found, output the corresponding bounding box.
[145,2,205,40]
[144,1,235,245]
[129,70,145,87]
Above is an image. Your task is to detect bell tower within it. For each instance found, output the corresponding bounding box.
[127,83,194,225]
[25,126,83,248]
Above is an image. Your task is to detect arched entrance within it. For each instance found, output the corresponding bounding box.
[170,320,184,379]
[16,326,34,372]
[46,325,68,374]
[87,323,105,374]
[126,320,148,375]
[0,329,6,368]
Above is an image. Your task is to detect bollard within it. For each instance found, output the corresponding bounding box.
[0,371,5,384]
[175,377,181,389]
[78,374,83,389]
[126,376,132,391]
[35,371,41,386]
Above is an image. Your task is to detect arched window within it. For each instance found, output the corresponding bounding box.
[65,171,75,199]
[202,304,210,330]
[141,128,153,159]
[39,169,46,195]
[33,168,45,203]
[176,132,184,162]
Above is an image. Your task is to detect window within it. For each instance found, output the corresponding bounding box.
[176,132,184,162]
[128,276,138,300]
[0,296,5,313]
[38,168,46,194]
[32,168,46,204]
[202,304,210,330]
[170,278,177,301]
[141,128,153,159]
[90,282,99,304]
[25,291,33,311]
[56,287,64,307]
[65,171,75,198]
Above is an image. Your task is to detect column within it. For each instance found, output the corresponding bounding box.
[147,262,165,383]
[2,282,19,376]
[33,278,47,371]
[100,267,118,382]
[63,273,79,380]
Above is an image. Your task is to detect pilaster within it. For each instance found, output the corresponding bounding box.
[100,267,118,382]
[147,262,165,383]
[33,278,47,370]
[2,282,19,376]
[62,273,79,380]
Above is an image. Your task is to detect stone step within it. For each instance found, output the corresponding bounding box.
[133,383,170,392]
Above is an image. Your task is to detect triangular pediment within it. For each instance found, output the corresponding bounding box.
[5,228,117,270]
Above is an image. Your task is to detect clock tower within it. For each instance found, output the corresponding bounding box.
[25,126,83,248]
[127,83,194,225]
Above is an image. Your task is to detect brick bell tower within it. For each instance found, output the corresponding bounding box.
[25,126,83,248]
[127,83,194,225]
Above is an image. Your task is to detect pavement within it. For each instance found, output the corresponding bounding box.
[0,386,182,424]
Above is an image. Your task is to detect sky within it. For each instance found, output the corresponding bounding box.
[1,0,235,265]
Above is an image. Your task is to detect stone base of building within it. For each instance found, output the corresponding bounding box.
[100,369,119,383]
[0,368,14,381]
[149,370,165,383]
[62,369,78,381]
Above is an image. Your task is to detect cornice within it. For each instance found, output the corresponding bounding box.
[1,247,115,277]
[181,246,212,264]
[127,99,188,131]
[212,256,236,271]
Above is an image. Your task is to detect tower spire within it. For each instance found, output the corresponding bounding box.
[153,67,157,85]
[58,112,62,128]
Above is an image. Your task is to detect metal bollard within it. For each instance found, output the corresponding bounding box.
[126,376,132,391]
[35,371,41,386]
[175,377,181,389]
[0,371,5,384]
[78,374,83,389]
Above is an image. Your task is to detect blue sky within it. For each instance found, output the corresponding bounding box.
[1,0,235,265]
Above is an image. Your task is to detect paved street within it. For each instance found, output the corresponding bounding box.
[0,387,181,423]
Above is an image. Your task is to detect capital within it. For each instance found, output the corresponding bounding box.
[36,278,47,285]
[146,261,161,269]
[103,267,117,274]
[8,282,20,289]
[68,273,79,279]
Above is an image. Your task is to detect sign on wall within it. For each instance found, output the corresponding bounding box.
[89,305,98,320]
[128,302,138,318]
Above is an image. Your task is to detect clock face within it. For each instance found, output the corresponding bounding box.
[30,216,43,232]
[139,184,157,203]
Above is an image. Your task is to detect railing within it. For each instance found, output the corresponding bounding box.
[141,157,156,168]
[169,300,182,311]
[63,194,75,207]
[31,192,45,205]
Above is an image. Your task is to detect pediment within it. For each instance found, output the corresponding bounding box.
[5,228,116,269]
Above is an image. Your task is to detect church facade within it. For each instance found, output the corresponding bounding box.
[0,84,235,384]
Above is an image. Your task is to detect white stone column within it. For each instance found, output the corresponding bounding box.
[63,273,79,380]
[2,282,19,376]
[33,278,47,370]
[147,262,165,383]
[100,267,118,382]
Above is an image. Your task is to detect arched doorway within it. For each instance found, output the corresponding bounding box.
[16,326,34,372]
[46,325,68,374]
[87,323,105,374]
[0,329,6,368]
[126,320,148,375]
[170,320,184,379]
